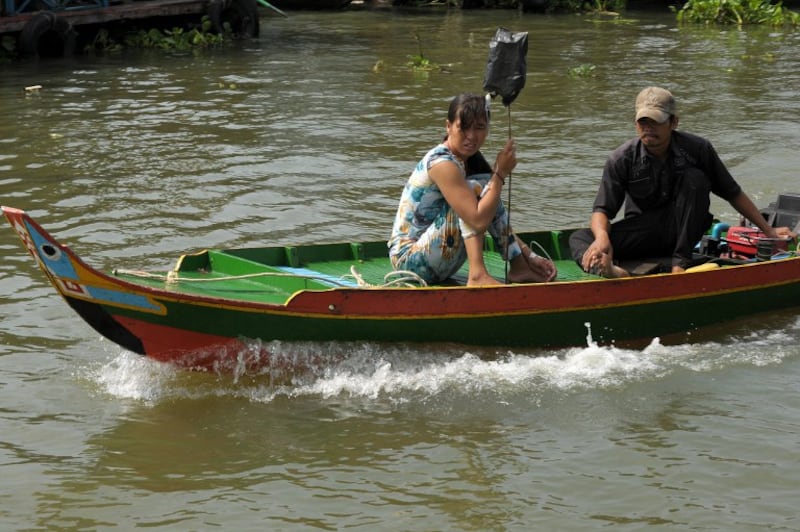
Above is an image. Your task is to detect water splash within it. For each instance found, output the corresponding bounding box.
[83,315,800,406]
[90,349,181,403]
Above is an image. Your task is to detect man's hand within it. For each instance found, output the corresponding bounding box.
[773,226,798,242]
[581,240,611,273]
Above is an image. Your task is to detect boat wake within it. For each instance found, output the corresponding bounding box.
[84,316,800,406]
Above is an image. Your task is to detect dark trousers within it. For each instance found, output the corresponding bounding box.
[569,169,714,270]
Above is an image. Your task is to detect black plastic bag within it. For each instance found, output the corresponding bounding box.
[483,28,529,107]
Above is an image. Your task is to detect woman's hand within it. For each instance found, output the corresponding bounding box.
[493,138,517,180]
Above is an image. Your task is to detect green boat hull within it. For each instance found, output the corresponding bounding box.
[4,205,800,372]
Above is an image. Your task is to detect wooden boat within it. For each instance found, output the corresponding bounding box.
[4,204,800,373]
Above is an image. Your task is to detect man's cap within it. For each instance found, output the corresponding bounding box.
[635,86,676,123]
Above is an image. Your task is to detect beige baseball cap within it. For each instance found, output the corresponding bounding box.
[635,86,676,123]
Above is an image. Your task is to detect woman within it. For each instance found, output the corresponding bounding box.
[388,93,556,286]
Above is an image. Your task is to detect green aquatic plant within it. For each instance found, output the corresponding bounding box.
[407,53,435,71]
[568,64,596,78]
[81,16,226,55]
[124,17,226,50]
[675,0,800,26]
[406,31,439,72]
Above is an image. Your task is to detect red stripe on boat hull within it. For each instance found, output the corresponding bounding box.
[113,315,254,371]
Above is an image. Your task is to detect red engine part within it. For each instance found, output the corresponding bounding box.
[725,226,788,258]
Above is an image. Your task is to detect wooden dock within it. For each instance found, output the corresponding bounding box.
[1,0,209,33]
[1,0,259,57]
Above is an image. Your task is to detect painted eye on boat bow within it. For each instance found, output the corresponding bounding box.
[40,243,62,261]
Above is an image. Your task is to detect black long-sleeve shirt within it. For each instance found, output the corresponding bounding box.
[593,130,742,219]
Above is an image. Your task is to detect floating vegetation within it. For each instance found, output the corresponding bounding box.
[407,53,437,72]
[585,11,638,25]
[568,64,596,78]
[406,31,439,72]
[740,52,777,63]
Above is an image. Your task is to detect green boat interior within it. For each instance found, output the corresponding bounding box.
[111,224,793,306]
[112,229,593,305]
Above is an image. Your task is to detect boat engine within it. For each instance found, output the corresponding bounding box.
[696,193,799,261]
[722,193,800,260]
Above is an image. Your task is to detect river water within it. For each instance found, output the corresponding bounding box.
[1,6,800,530]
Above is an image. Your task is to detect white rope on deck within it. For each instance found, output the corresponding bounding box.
[345,266,428,288]
[114,268,356,287]
[527,239,554,261]
[113,266,428,288]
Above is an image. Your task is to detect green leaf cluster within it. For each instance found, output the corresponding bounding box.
[124,17,226,50]
[407,54,438,71]
[406,30,439,72]
[675,0,800,26]
[568,63,596,77]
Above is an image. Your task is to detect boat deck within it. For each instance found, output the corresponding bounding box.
[306,251,593,287]
[113,245,596,306]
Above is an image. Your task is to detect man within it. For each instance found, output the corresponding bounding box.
[569,86,796,277]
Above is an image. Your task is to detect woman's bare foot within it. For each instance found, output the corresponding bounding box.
[467,272,503,286]
[507,254,557,283]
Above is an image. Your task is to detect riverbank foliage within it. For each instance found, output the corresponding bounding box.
[675,0,800,26]
[524,0,800,23]
[409,0,799,22]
